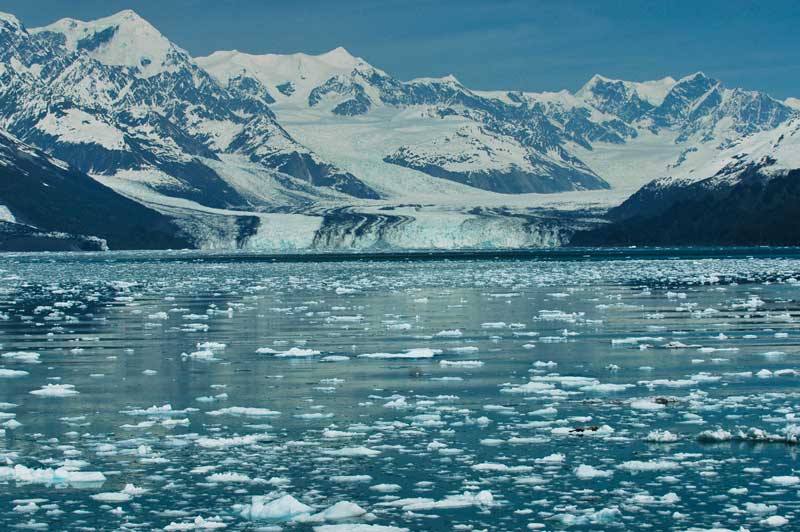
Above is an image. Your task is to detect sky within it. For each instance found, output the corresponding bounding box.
[3,0,799,99]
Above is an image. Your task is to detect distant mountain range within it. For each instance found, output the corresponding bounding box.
[0,9,797,250]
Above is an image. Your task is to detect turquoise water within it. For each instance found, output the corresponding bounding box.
[0,250,799,531]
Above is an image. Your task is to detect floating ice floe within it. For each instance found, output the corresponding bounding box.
[553,507,621,526]
[499,381,555,394]
[630,398,667,410]
[323,446,380,457]
[331,475,373,484]
[378,490,494,511]
[358,348,442,359]
[630,492,680,505]
[765,475,799,486]
[29,384,79,397]
[310,501,368,521]
[644,430,679,443]
[314,526,409,532]
[238,494,313,521]
[440,360,483,368]
[182,350,217,361]
[325,315,363,322]
[370,483,401,493]
[535,453,565,464]
[164,516,227,530]
[122,404,197,417]
[574,464,613,479]
[618,460,680,472]
[321,355,350,362]
[2,351,41,363]
[256,346,322,357]
[745,502,777,515]
[197,341,226,350]
[698,425,799,444]
[472,462,533,473]
[197,433,273,449]
[761,515,789,527]
[579,382,634,393]
[207,407,281,417]
[0,465,105,486]
[434,329,462,337]
[0,369,28,378]
[91,491,132,503]
[206,472,252,483]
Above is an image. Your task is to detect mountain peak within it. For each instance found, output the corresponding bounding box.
[587,73,613,84]
[317,46,362,69]
[576,74,621,97]
[0,11,23,33]
[577,74,678,107]
[409,73,461,85]
[323,46,353,57]
[33,10,187,78]
[676,71,710,84]
[110,9,145,20]
[100,9,157,29]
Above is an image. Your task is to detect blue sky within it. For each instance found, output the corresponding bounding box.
[4,0,799,98]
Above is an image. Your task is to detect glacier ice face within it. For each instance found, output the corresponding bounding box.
[235,205,590,251]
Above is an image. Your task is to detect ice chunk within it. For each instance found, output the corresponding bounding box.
[29,384,79,397]
[0,465,105,485]
[574,464,613,479]
[535,453,565,464]
[385,490,494,511]
[359,348,441,359]
[311,501,367,521]
[765,476,799,486]
[697,428,733,442]
[323,447,380,457]
[164,516,227,530]
[207,472,252,483]
[207,407,280,417]
[440,360,484,368]
[91,491,132,503]
[644,430,679,443]
[1,351,41,363]
[618,460,680,472]
[197,433,272,449]
[239,494,313,521]
[761,515,789,527]
[314,526,409,532]
[0,369,29,378]
[630,399,666,410]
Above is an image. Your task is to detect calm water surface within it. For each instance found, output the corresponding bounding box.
[0,250,799,531]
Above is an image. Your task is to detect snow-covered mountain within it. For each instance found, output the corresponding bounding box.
[197,48,609,196]
[0,8,798,250]
[572,118,800,246]
[0,9,379,214]
[0,127,195,250]
[198,50,797,200]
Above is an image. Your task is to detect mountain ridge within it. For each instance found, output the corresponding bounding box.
[0,8,797,250]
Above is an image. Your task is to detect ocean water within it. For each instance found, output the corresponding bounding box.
[0,250,798,531]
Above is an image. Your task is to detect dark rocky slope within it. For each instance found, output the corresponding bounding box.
[0,132,194,250]
[571,168,800,246]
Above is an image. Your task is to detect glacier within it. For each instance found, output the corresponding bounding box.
[0,8,797,249]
